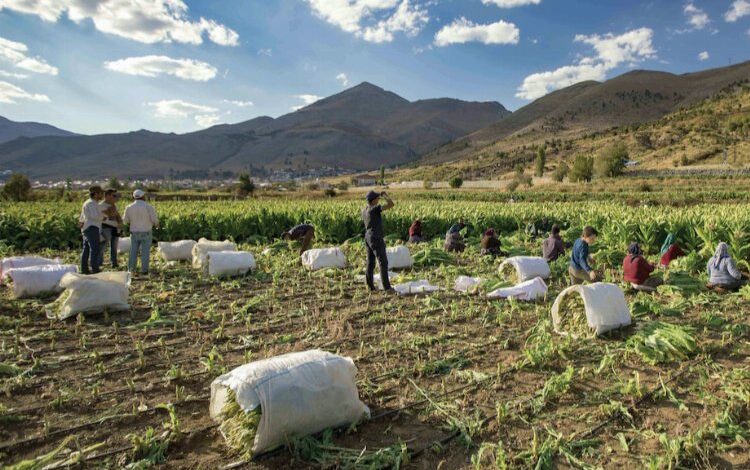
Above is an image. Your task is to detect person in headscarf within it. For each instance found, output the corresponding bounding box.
[622,242,662,289]
[542,224,565,262]
[444,219,466,253]
[408,219,423,243]
[707,242,744,291]
[480,228,506,256]
[659,233,685,268]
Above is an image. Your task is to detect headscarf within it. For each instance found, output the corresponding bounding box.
[628,242,643,259]
[712,242,730,269]
[448,223,461,234]
[484,228,495,238]
[660,233,676,255]
[410,219,422,234]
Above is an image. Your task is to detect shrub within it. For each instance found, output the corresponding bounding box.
[552,162,569,182]
[506,180,519,193]
[335,182,349,191]
[1,173,32,201]
[569,155,593,182]
[535,147,546,177]
[594,142,628,178]
[236,173,255,197]
[423,180,433,189]
[449,176,463,189]
[323,188,337,198]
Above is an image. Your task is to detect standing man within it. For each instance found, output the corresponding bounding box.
[79,185,105,274]
[123,189,159,276]
[362,190,394,292]
[281,224,315,254]
[100,189,122,268]
[569,226,601,284]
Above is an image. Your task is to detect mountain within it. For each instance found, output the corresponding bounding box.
[0,82,508,179]
[423,60,750,165]
[0,116,76,143]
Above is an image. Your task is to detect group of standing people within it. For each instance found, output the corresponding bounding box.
[79,185,159,276]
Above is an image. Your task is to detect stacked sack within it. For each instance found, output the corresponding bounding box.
[192,238,237,270]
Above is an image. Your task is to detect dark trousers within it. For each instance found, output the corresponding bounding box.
[365,236,391,291]
[81,226,102,274]
[101,225,119,268]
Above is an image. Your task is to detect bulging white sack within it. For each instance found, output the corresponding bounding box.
[209,350,370,455]
[158,240,197,261]
[192,238,237,269]
[1,256,60,283]
[301,247,346,271]
[454,275,484,293]
[487,276,548,301]
[118,237,131,254]
[46,272,131,320]
[207,251,256,277]
[499,256,551,282]
[551,282,631,337]
[394,280,439,296]
[386,246,413,269]
[6,264,77,298]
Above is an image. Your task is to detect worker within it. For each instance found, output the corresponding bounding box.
[408,219,423,243]
[444,219,466,253]
[362,190,394,293]
[281,224,315,254]
[542,224,565,262]
[622,242,662,290]
[480,228,506,256]
[569,226,602,284]
[706,242,745,292]
[659,233,685,268]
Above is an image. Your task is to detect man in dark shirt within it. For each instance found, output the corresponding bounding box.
[569,226,602,284]
[362,190,394,292]
[542,224,565,262]
[282,224,315,254]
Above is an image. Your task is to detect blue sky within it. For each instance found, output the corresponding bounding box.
[0,0,749,135]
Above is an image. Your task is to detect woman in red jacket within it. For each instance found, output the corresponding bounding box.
[623,242,663,289]
[659,233,685,268]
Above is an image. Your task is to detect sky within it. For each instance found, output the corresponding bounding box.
[0,0,749,135]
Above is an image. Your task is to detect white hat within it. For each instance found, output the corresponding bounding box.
[133,189,145,199]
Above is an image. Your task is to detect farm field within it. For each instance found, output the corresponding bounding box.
[1,199,750,469]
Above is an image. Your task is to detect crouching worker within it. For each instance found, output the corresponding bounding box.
[362,191,394,293]
[444,219,466,253]
[623,242,662,291]
[282,224,315,254]
[569,226,602,284]
[707,242,746,292]
[408,219,422,243]
[542,224,565,262]
[659,233,685,268]
[480,228,506,256]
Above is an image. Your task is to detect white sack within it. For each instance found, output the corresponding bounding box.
[209,350,370,455]
[454,275,484,293]
[386,246,413,269]
[192,238,237,269]
[394,280,439,296]
[300,247,346,271]
[207,251,256,277]
[499,256,551,282]
[551,282,631,337]
[6,264,77,298]
[1,256,60,283]
[118,237,131,254]
[158,240,196,261]
[46,272,130,320]
[487,277,548,301]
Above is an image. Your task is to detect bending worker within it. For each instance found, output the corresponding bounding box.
[282,224,315,254]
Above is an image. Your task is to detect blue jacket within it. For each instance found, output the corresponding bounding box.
[570,238,592,272]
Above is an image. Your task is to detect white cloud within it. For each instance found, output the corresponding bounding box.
[336,72,349,87]
[481,0,541,7]
[0,0,239,46]
[104,55,217,81]
[292,94,322,111]
[195,114,220,128]
[725,0,750,21]
[0,69,29,79]
[434,17,519,46]
[0,36,58,75]
[223,99,254,107]
[516,27,656,100]
[698,50,709,61]
[0,80,50,103]
[147,99,220,128]
[684,3,709,30]
[257,48,272,56]
[306,0,428,43]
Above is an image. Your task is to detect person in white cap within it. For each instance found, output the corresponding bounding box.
[122,189,159,276]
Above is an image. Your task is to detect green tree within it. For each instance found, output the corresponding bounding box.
[594,142,628,178]
[236,173,255,197]
[108,176,123,190]
[552,162,569,182]
[569,155,593,182]
[535,146,546,177]
[379,165,385,185]
[1,173,32,201]
[448,176,463,189]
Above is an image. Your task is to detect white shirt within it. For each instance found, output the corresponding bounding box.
[122,200,159,233]
[79,198,104,232]
[100,201,119,228]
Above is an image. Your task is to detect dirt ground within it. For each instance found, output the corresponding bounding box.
[1,240,749,469]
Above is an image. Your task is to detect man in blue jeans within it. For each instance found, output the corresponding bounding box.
[362,190,395,293]
[123,189,159,276]
[79,185,105,274]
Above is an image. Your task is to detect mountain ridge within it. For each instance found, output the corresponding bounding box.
[0,116,76,144]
